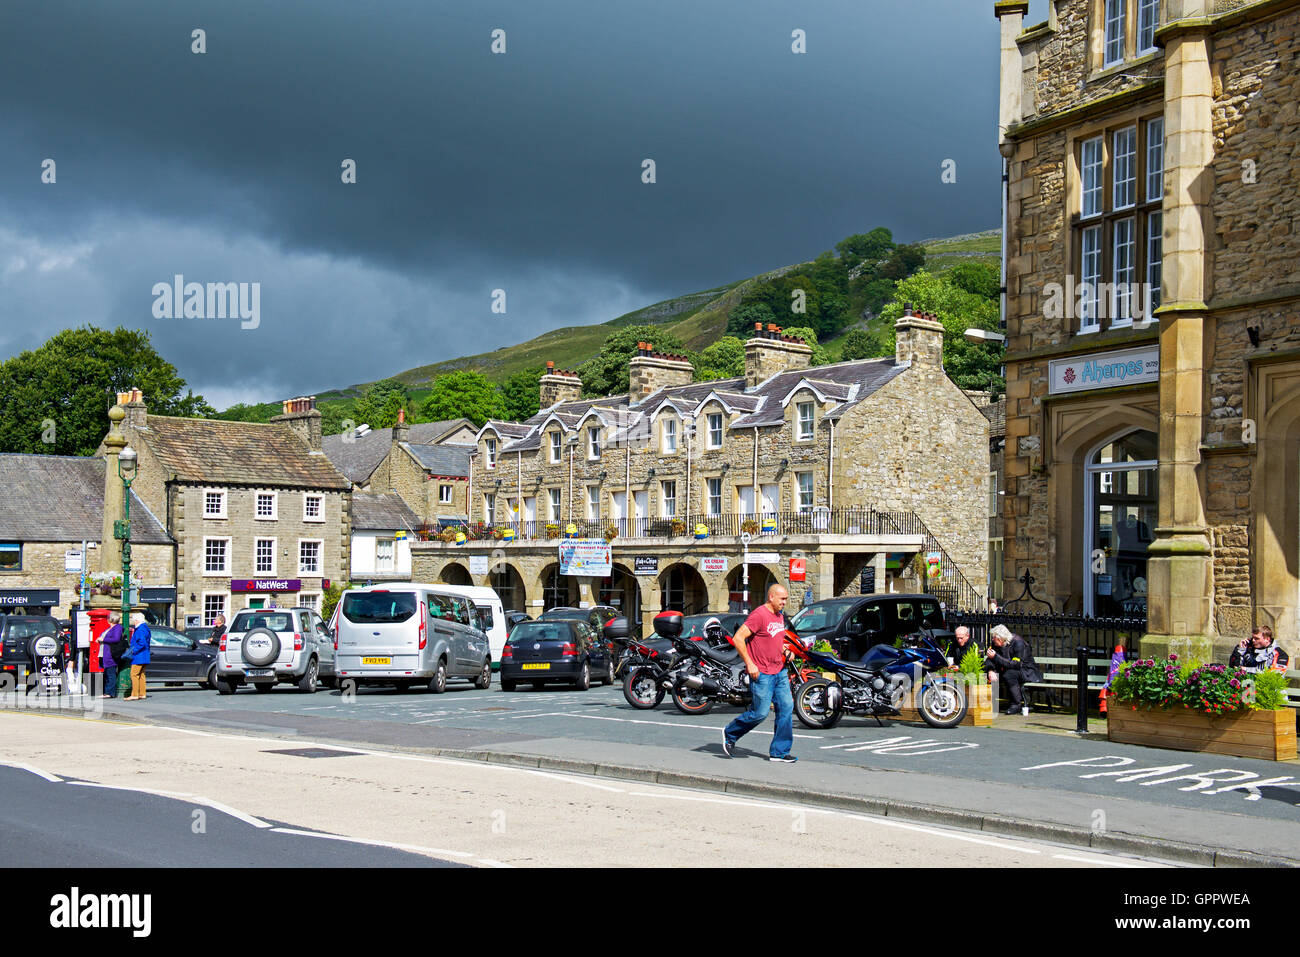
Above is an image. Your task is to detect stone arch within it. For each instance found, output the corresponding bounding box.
[539,563,580,610]
[439,562,473,586]
[487,561,526,613]
[725,563,780,613]
[1254,364,1300,646]
[597,563,642,630]
[658,562,709,614]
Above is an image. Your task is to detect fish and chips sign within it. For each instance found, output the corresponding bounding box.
[558,539,612,577]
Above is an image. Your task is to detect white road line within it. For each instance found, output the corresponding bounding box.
[517,768,625,792]
[477,858,512,868]
[68,781,272,828]
[269,827,476,860]
[515,711,822,739]
[0,760,63,782]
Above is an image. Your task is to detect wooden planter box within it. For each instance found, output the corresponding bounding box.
[896,682,995,727]
[1108,703,1296,761]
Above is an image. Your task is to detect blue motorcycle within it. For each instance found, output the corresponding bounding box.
[794,627,968,729]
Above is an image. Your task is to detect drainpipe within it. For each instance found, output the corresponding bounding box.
[467,453,474,524]
[567,440,574,524]
[684,415,693,521]
[516,450,522,535]
[752,427,759,517]
[827,419,834,513]
[1000,156,1009,334]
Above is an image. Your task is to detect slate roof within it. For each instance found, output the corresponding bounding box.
[0,454,172,544]
[351,492,420,531]
[137,415,350,490]
[321,418,474,484]
[985,397,1006,438]
[731,359,904,427]
[404,443,472,478]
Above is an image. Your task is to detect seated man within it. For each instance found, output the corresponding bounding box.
[984,624,1043,715]
[1229,625,1290,674]
[947,625,980,664]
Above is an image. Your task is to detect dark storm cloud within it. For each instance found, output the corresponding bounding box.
[0,0,1001,405]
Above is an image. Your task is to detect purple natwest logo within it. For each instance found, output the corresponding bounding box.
[1063,367,1077,385]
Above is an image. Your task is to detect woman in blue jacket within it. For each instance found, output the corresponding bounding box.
[125,613,152,701]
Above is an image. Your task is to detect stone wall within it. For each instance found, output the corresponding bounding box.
[628,353,693,401]
[0,541,173,619]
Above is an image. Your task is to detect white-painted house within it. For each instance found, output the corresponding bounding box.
[349,493,420,582]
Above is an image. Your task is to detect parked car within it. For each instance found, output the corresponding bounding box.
[0,615,64,693]
[499,618,614,691]
[334,584,492,692]
[538,605,621,655]
[789,594,953,661]
[215,606,337,695]
[504,611,531,637]
[148,625,219,689]
[185,626,218,645]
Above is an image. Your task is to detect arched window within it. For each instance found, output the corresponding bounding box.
[1084,429,1157,616]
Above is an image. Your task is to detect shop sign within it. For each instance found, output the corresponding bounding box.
[0,589,59,607]
[230,579,301,593]
[789,558,807,582]
[747,552,780,564]
[860,566,876,594]
[1049,345,1159,395]
[64,550,83,573]
[634,557,659,575]
[469,555,489,575]
[700,557,727,574]
[558,539,612,577]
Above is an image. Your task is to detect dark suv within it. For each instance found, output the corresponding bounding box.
[790,594,953,661]
[0,616,65,693]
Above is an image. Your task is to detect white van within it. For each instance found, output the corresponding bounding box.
[333,583,492,692]
[426,584,508,670]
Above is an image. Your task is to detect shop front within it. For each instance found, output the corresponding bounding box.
[0,588,60,616]
[140,586,177,627]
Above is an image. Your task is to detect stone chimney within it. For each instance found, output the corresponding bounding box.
[539,361,583,407]
[894,304,946,370]
[272,395,323,450]
[392,407,410,445]
[629,342,694,401]
[115,388,147,431]
[743,324,812,390]
[994,1,1029,149]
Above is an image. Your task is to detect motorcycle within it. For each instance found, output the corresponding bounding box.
[605,613,692,710]
[793,626,968,730]
[668,617,812,716]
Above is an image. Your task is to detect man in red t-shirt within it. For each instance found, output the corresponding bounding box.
[723,584,797,763]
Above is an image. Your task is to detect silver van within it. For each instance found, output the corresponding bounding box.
[335,584,492,693]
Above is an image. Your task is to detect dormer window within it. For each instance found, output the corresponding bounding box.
[662,418,678,455]
[549,431,562,464]
[485,436,497,469]
[588,427,600,461]
[797,401,815,441]
[707,413,723,450]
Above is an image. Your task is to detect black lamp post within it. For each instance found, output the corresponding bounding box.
[116,445,138,627]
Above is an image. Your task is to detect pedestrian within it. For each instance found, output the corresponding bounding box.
[1229,625,1290,674]
[984,623,1042,715]
[125,612,151,701]
[99,613,125,699]
[209,613,226,646]
[722,584,798,763]
[948,625,980,664]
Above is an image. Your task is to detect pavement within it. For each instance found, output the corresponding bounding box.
[4,680,1299,866]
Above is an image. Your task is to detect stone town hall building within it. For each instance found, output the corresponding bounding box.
[994,0,1300,658]
[411,319,990,634]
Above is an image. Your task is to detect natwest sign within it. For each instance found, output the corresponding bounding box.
[1049,345,1159,395]
[230,579,302,593]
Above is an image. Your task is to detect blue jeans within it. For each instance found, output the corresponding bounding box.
[724,671,793,758]
[103,662,118,697]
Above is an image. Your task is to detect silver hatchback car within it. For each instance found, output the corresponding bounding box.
[215,607,337,694]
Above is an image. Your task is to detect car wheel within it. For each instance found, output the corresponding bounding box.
[428,659,447,694]
[215,677,237,696]
[500,678,516,692]
[297,657,319,693]
[202,664,218,690]
[602,657,615,686]
[253,682,275,694]
[573,661,590,692]
[474,661,491,690]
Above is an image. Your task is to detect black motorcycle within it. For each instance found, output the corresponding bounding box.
[605,615,690,710]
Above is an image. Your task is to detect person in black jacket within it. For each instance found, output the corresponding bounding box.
[948,626,980,664]
[208,614,227,646]
[984,624,1042,714]
[1229,625,1290,674]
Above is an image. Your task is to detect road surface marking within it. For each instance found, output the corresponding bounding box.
[269,827,477,860]
[0,760,63,782]
[1052,853,1148,868]
[68,781,273,828]
[513,711,822,738]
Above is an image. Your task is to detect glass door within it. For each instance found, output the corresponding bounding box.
[1084,430,1157,616]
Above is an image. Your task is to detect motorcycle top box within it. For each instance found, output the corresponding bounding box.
[652,610,683,639]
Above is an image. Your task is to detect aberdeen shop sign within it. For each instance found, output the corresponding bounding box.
[1048,345,1159,395]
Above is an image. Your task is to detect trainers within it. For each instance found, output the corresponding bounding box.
[721,731,733,757]
[769,755,798,763]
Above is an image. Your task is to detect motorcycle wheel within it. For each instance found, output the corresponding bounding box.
[622,667,665,710]
[794,678,842,730]
[670,685,714,716]
[918,678,968,729]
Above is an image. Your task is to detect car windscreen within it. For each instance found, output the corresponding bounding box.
[232,612,295,632]
[507,622,571,643]
[790,600,860,634]
[537,608,579,620]
[342,592,418,624]
[3,619,58,639]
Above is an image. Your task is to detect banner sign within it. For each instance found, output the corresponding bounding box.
[1049,345,1159,395]
[65,550,83,573]
[558,539,612,577]
[700,557,727,574]
[747,552,780,564]
[230,579,301,593]
[634,557,659,575]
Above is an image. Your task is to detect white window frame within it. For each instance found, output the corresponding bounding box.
[796,401,815,441]
[203,536,231,576]
[1137,0,1159,54]
[1081,136,1104,219]
[376,538,395,573]
[203,488,227,520]
[1080,224,1102,332]
[254,537,277,576]
[796,472,814,513]
[549,432,562,464]
[303,493,325,523]
[1111,216,1136,326]
[255,491,277,521]
[707,413,723,450]
[707,477,723,516]
[1146,211,1163,314]
[661,418,678,455]
[1145,117,1164,203]
[484,492,497,525]
[1104,0,1126,67]
[298,592,321,612]
[439,484,453,504]
[588,427,600,461]
[298,539,324,576]
[586,486,600,521]
[661,480,677,518]
[548,488,562,521]
[202,592,228,627]
[485,437,497,470]
[1112,126,1137,211]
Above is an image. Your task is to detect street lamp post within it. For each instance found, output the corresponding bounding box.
[116,446,138,631]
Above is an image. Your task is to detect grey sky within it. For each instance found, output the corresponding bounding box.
[0,0,1006,409]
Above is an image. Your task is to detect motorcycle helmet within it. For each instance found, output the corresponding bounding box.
[652,609,683,639]
[702,616,724,641]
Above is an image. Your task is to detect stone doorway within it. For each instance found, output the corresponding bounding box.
[489,563,526,613]
[659,563,708,614]
[440,563,472,586]
[597,564,641,628]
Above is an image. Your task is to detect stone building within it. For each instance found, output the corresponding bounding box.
[411,321,990,634]
[350,492,421,582]
[0,454,173,620]
[99,391,352,627]
[321,416,474,492]
[994,0,1300,657]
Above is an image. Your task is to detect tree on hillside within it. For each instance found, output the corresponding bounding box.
[499,367,543,421]
[878,243,927,281]
[836,228,894,270]
[839,329,882,362]
[781,327,831,366]
[576,325,687,397]
[351,378,410,429]
[879,270,1003,396]
[694,337,746,382]
[725,302,775,338]
[0,325,214,456]
[948,261,1001,301]
[213,402,271,423]
[319,401,352,436]
[420,371,506,427]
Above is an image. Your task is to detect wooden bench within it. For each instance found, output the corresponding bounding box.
[1283,669,1300,709]
[1017,655,1114,714]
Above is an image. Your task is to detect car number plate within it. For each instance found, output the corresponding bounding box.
[245,668,274,677]
[362,657,391,665]
[521,663,550,671]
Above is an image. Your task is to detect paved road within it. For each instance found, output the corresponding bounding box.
[0,713,1169,868]
[6,679,1300,861]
